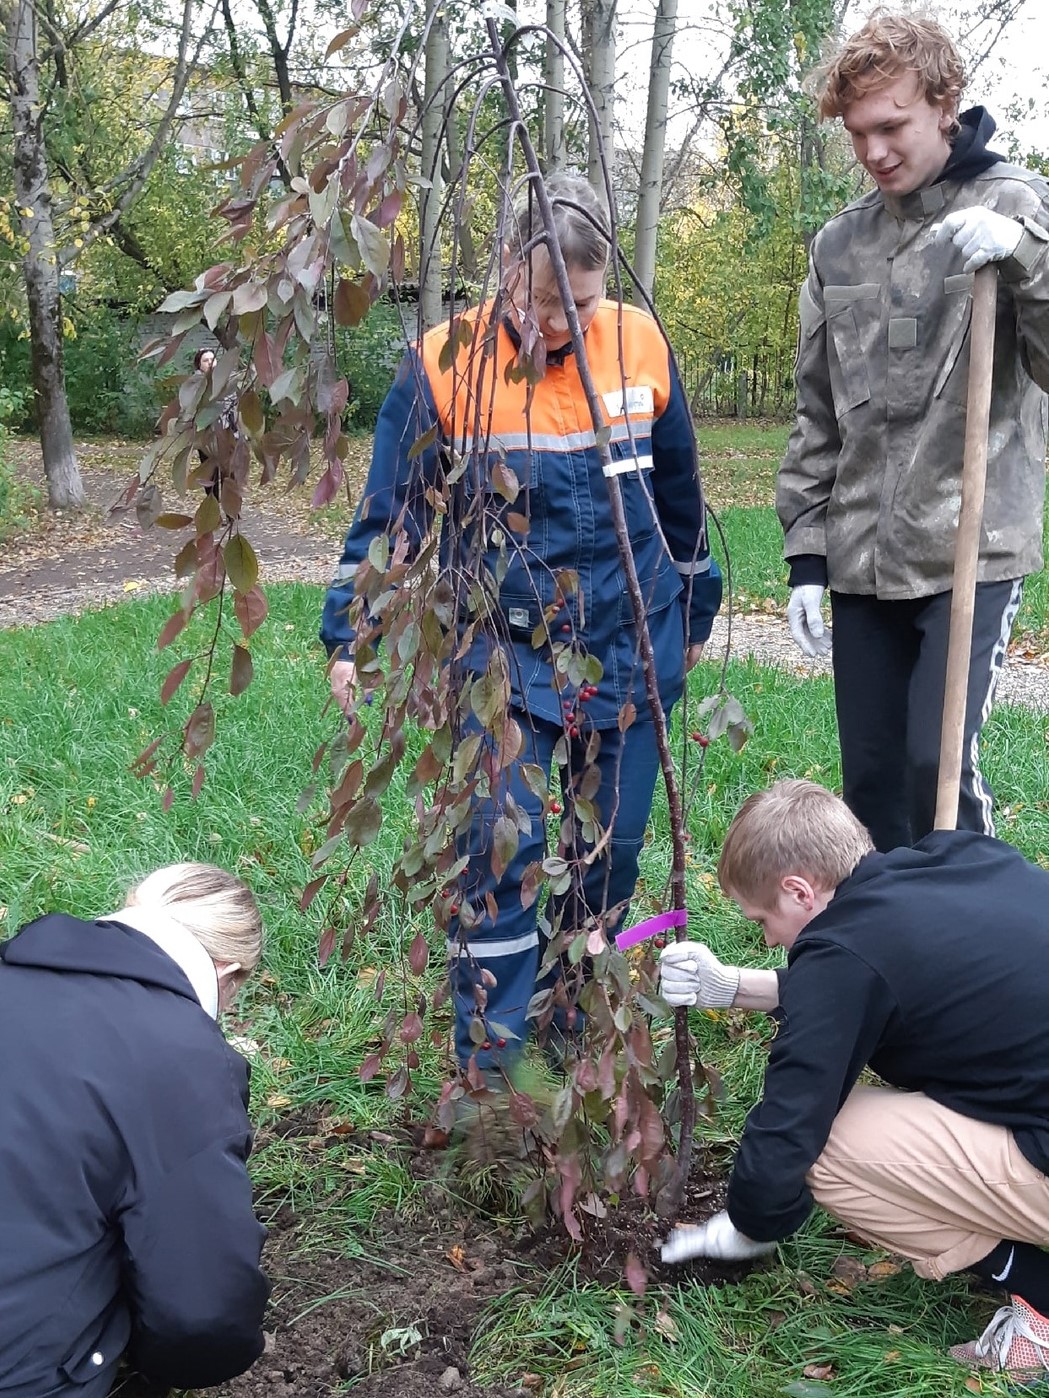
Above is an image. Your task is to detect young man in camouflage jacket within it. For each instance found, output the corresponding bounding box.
[777,13,1049,852]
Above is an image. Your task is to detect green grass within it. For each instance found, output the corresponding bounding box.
[3,424,1048,1398]
[700,419,1049,643]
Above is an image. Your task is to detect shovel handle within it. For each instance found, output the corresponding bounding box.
[934,264,999,832]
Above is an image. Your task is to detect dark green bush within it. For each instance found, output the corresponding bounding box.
[334,300,409,430]
[0,304,162,438]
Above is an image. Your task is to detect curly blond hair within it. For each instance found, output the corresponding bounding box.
[814,10,966,122]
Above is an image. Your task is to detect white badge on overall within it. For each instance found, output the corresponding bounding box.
[602,386,653,419]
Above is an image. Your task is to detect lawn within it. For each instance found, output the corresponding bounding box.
[2,419,1047,1397]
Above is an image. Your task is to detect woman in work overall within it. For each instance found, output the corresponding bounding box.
[321,172,722,1073]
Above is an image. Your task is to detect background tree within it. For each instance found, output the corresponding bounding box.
[631,0,677,302]
[582,0,615,190]
[0,0,203,507]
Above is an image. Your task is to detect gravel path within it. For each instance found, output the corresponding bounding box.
[707,613,1049,713]
[2,445,1047,712]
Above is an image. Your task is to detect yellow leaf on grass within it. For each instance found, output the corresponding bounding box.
[266,1093,292,1108]
[867,1260,903,1280]
[123,580,142,592]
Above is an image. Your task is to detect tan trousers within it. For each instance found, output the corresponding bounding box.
[806,1086,1049,1280]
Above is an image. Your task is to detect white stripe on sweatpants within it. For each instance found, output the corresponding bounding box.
[967,578,1023,835]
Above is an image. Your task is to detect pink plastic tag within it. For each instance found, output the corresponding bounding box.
[615,908,688,951]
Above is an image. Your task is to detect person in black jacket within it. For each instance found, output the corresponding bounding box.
[658,780,1049,1382]
[0,862,270,1398]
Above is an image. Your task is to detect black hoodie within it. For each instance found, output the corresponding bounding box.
[727,831,1049,1242]
[0,915,268,1398]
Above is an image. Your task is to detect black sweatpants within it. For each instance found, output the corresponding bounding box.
[830,581,1023,852]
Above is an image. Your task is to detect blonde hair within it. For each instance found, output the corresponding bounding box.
[125,862,263,970]
[506,171,610,272]
[814,10,965,122]
[718,780,874,906]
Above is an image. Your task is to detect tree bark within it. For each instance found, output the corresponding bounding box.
[4,0,83,509]
[420,6,449,331]
[632,0,677,302]
[543,0,566,170]
[582,0,616,191]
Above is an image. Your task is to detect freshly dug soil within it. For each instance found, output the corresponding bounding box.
[113,1107,745,1398]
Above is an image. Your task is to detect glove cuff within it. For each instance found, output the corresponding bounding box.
[706,962,741,1009]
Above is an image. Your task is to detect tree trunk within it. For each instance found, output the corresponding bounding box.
[543,0,566,170]
[5,0,84,508]
[420,5,449,331]
[583,0,616,191]
[632,0,677,302]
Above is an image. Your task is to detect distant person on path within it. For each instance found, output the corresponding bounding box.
[777,12,1049,851]
[659,779,1049,1382]
[0,863,270,1398]
[321,172,722,1073]
[192,345,239,505]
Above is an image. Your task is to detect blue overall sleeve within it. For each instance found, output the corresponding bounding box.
[651,359,722,645]
[320,351,441,657]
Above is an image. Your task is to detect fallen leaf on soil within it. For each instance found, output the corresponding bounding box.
[318,1117,355,1135]
[520,1374,543,1390]
[653,1310,678,1342]
[867,1259,902,1280]
[795,1270,819,1296]
[422,1124,451,1149]
[447,1246,467,1271]
[803,1363,836,1380]
[830,1255,868,1290]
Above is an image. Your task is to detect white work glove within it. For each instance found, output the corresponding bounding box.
[932,207,1023,273]
[786,584,831,658]
[662,1209,777,1264]
[659,941,740,1009]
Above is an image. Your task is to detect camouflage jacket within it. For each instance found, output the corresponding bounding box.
[777,162,1049,599]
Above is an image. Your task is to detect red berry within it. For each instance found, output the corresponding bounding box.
[653,937,666,950]
[450,903,459,915]
[549,800,562,814]
[569,725,579,738]
[561,623,571,633]
[691,731,709,747]
[481,1040,491,1051]
[496,1037,507,1048]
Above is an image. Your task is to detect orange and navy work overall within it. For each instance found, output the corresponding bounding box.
[322,300,722,1067]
